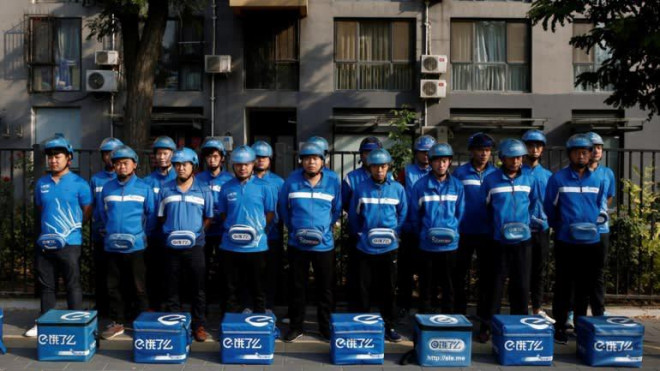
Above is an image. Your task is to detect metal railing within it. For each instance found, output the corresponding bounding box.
[1,146,659,302]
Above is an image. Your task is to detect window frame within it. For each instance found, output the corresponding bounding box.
[334,18,415,91]
[449,18,531,93]
[572,21,612,93]
[26,16,82,93]
[243,13,300,91]
[155,16,205,92]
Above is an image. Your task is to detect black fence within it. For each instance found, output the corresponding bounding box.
[1,146,659,302]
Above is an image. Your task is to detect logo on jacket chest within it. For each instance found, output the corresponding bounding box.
[227,192,238,202]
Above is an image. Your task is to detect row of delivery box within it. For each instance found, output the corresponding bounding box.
[0,308,645,367]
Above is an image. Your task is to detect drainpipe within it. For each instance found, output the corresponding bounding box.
[210,0,217,136]
[110,13,116,137]
[423,0,430,131]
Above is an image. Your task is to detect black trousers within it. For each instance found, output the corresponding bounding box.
[145,236,165,310]
[452,234,497,321]
[163,246,206,329]
[418,249,456,314]
[349,249,398,330]
[288,247,334,333]
[204,235,221,306]
[397,232,418,310]
[266,239,283,309]
[492,240,532,316]
[553,241,605,332]
[93,238,108,317]
[221,250,267,314]
[530,230,550,310]
[36,245,83,314]
[594,233,610,311]
[106,250,148,323]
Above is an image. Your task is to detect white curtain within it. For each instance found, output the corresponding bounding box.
[55,19,80,90]
[473,21,505,90]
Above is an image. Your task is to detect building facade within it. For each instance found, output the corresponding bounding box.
[0,0,658,176]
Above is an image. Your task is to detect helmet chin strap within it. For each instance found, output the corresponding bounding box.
[305,170,320,178]
[177,174,193,183]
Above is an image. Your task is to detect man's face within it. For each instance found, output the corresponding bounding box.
[471,147,492,166]
[233,162,254,180]
[369,163,389,182]
[525,142,544,160]
[569,148,592,168]
[113,158,137,180]
[155,149,173,168]
[204,150,223,170]
[255,156,270,171]
[431,157,451,177]
[592,144,604,162]
[101,151,113,167]
[302,155,323,175]
[415,150,429,166]
[174,162,194,181]
[47,152,70,173]
[502,156,523,173]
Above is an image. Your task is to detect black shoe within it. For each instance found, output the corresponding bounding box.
[385,328,403,343]
[319,328,331,342]
[283,328,303,343]
[554,330,568,344]
[477,323,490,343]
[398,308,409,319]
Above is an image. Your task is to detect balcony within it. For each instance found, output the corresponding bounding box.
[228,0,308,16]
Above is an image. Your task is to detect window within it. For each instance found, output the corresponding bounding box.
[459,0,531,2]
[155,18,204,91]
[451,20,530,92]
[244,13,299,90]
[26,17,81,92]
[335,19,414,90]
[572,23,612,92]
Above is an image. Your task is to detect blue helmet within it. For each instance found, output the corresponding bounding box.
[230,145,256,164]
[99,137,124,152]
[498,139,528,159]
[201,137,226,156]
[44,133,73,155]
[251,141,273,158]
[111,145,139,164]
[171,147,199,167]
[307,136,329,154]
[414,135,436,152]
[359,136,383,152]
[366,148,392,166]
[468,132,495,149]
[298,142,325,161]
[566,134,593,150]
[521,130,546,145]
[428,143,454,159]
[586,132,604,146]
[152,136,176,152]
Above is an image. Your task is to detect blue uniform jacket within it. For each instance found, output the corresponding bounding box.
[591,164,616,234]
[196,170,234,237]
[90,170,116,241]
[401,163,432,234]
[144,167,176,238]
[259,171,285,241]
[157,178,214,248]
[410,173,465,252]
[523,163,552,232]
[348,177,407,254]
[35,172,92,247]
[279,169,342,252]
[100,175,157,253]
[342,167,395,233]
[453,162,497,235]
[544,166,607,244]
[218,176,276,253]
[482,168,541,244]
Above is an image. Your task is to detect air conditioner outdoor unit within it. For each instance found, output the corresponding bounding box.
[420,79,447,99]
[95,50,119,66]
[420,55,448,74]
[205,55,231,73]
[86,70,119,92]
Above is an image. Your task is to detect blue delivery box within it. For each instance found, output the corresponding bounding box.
[330,313,385,365]
[576,316,644,368]
[36,310,98,362]
[414,314,472,367]
[491,315,554,366]
[133,312,191,363]
[220,313,277,364]
[0,308,7,354]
